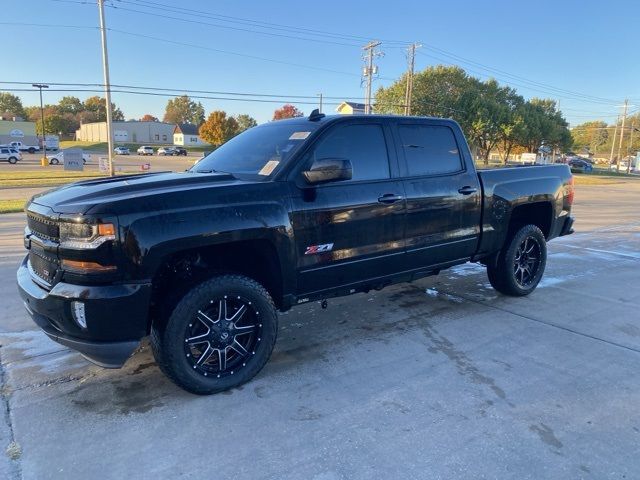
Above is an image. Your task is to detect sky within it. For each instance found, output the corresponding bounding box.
[2,0,638,125]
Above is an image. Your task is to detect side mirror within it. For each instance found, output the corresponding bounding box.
[302,158,352,185]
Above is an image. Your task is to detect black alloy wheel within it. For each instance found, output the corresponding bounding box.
[486,224,547,296]
[183,295,263,378]
[513,236,541,288]
[151,274,278,394]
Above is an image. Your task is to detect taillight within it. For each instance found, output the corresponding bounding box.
[566,176,575,206]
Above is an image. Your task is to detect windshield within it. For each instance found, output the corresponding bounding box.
[191,122,317,179]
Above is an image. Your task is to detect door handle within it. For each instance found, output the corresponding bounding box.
[377,193,404,204]
[458,186,477,195]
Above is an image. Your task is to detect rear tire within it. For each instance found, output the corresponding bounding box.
[50,158,59,165]
[151,274,278,395]
[487,224,547,296]
[28,148,35,154]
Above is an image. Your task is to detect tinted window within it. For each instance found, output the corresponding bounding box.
[311,124,389,181]
[398,124,462,176]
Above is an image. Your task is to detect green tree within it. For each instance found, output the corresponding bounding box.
[0,92,27,118]
[83,96,124,121]
[272,104,303,120]
[163,95,205,125]
[35,114,78,135]
[199,111,239,146]
[235,114,257,133]
[57,96,83,115]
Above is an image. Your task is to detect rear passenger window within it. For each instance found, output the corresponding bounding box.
[311,124,390,181]
[399,124,462,176]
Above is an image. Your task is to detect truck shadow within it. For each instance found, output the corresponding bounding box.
[61,275,492,416]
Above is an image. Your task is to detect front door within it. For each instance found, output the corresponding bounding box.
[289,121,406,295]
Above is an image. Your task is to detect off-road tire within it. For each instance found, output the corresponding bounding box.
[487,224,547,296]
[151,274,278,395]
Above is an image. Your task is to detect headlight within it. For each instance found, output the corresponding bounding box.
[59,222,116,249]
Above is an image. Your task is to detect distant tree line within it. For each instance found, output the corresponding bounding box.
[571,114,640,159]
[0,92,124,137]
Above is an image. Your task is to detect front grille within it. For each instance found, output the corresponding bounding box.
[27,212,59,241]
[29,250,58,285]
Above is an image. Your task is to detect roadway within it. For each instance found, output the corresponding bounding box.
[1,179,639,479]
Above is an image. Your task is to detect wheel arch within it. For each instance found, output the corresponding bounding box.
[147,238,286,332]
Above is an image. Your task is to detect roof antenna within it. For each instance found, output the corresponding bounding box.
[308,108,325,121]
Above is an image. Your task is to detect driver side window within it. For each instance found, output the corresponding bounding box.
[310,124,390,182]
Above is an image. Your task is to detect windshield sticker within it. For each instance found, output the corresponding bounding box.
[258,160,280,176]
[289,131,311,140]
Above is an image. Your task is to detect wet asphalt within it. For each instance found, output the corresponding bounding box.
[1,179,639,479]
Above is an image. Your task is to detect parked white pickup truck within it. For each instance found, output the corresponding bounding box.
[9,141,40,154]
[48,150,91,165]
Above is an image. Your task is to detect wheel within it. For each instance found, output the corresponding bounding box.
[151,274,278,395]
[8,157,17,164]
[486,224,547,296]
[28,148,35,154]
[50,158,59,165]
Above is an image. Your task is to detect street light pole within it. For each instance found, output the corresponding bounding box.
[32,83,49,162]
[98,0,115,176]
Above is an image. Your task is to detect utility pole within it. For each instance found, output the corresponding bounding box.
[616,99,629,172]
[98,0,115,176]
[404,43,421,116]
[627,121,636,174]
[609,115,619,164]
[317,93,323,113]
[362,41,382,114]
[32,83,49,162]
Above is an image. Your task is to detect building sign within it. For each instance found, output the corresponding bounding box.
[63,148,84,171]
[9,129,24,138]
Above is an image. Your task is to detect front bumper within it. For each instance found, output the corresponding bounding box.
[17,255,152,368]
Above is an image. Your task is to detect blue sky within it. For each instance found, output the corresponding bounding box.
[2,0,638,125]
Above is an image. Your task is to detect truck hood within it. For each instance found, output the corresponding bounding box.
[30,171,245,215]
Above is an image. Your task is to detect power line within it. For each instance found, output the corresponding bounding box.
[105,2,363,47]
[417,46,619,105]
[418,48,618,104]
[118,0,411,46]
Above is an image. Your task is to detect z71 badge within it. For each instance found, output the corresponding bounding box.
[304,243,334,255]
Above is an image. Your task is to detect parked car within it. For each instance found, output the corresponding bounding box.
[114,146,130,155]
[0,146,22,164]
[48,151,91,165]
[610,161,629,171]
[137,146,154,156]
[172,147,188,156]
[567,158,593,174]
[18,112,575,395]
[157,147,175,156]
[9,141,40,154]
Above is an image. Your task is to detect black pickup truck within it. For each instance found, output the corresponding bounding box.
[17,112,574,394]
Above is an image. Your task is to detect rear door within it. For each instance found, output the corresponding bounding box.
[393,120,481,267]
[289,120,406,295]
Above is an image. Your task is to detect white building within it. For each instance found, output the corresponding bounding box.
[76,121,175,144]
[173,123,207,146]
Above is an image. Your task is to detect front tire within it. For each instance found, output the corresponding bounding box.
[151,274,278,395]
[8,157,17,164]
[487,224,547,296]
[50,158,59,165]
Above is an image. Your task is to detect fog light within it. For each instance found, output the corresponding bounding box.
[72,301,87,329]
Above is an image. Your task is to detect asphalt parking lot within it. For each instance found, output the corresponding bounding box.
[1,179,639,479]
